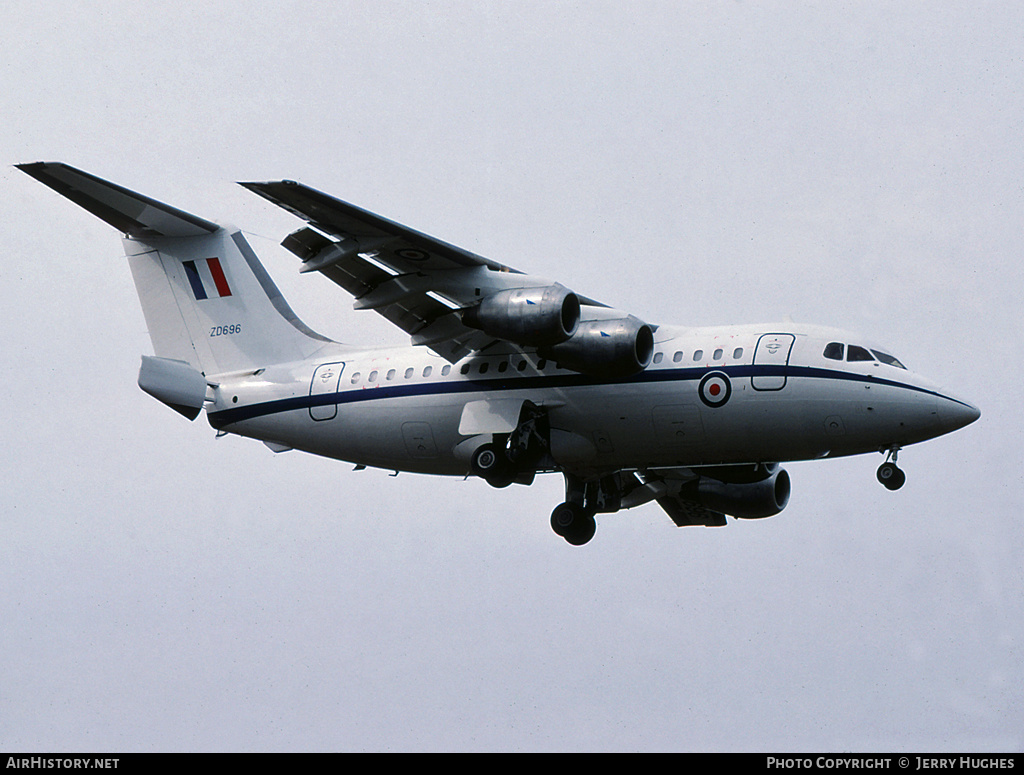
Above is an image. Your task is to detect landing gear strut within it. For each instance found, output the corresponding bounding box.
[876,447,906,491]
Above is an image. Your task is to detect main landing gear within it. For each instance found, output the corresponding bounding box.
[469,401,548,489]
[469,403,618,546]
[550,501,597,546]
[549,472,625,546]
[472,438,602,545]
[876,446,906,491]
[470,441,517,488]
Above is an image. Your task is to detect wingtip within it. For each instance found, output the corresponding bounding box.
[16,160,69,169]
[14,161,53,175]
[237,179,300,188]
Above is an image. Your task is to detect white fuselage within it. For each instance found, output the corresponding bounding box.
[207,322,978,477]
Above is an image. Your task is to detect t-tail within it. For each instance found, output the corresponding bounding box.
[17,162,337,418]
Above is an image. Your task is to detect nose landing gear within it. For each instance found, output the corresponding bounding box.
[876,447,906,491]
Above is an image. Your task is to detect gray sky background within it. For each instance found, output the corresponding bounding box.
[1,1,1021,752]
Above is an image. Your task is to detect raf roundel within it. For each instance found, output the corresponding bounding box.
[698,371,732,408]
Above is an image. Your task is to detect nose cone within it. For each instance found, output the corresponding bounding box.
[938,395,981,435]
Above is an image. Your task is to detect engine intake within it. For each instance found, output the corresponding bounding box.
[461,283,580,347]
[682,467,791,519]
[542,316,655,379]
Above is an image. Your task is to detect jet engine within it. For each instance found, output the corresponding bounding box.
[461,283,580,347]
[681,467,791,519]
[542,316,655,378]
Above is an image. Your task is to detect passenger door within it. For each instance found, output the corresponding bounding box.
[751,333,795,391]
[309,362,344,420]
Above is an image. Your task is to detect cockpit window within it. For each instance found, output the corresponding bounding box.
[871,349,907,369]
[846,345,875,362]
[823,342,844,361]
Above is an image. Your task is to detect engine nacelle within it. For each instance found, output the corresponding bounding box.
[683,467,791,519]
[461,283,580,347]
[542,316,655,378]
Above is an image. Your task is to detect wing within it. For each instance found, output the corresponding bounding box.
[240,179,607,362]
[634,464,788,527]
[655,495,728,528]
[621,468,729,528]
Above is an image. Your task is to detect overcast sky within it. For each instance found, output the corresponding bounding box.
[1,1,1021,752]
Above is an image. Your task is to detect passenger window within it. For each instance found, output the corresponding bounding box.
[441,365,451,376]
[537,359,547,370]
[498,361,508,373]
[693,350,703,362]
[479,362,489,374]
[847,345,874,362]
[673,351,683,363]
[351,372,361,384]
[423,365,432,377]
[368,370,378,382]
[733,347,743,360]
[653,352,664,364]
[386,369,396,381]
[517,360,527,371]
[404,367,413,379]
[823,342,844,361]
[460,364,470,375]
[713,348,723,360]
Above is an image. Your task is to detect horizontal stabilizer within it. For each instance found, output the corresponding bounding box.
[16,162,219,238]
[137,356,208,420]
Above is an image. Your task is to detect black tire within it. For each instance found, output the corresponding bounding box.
[471,444,502,476]
[877,462,906,491]
[550,502,596,545]
[550,502,579,537]
[472,443,516,488]
[485,468,517,489]
[565,514,597,546]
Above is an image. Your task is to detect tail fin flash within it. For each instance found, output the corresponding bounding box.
[18,162,335,376]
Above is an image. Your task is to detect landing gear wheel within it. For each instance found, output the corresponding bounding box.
[471,443,516,489]
[876,462,906,491]
[550,502,597,546]
[550,502,577,537]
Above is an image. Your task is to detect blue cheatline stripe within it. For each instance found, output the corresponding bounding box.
[206,363,972,430]
[182,260,208,300]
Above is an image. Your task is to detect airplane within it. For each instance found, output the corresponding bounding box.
[17,161,980,545]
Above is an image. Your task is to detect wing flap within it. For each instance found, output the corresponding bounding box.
[240,180,512,274]
[240,178,610,361]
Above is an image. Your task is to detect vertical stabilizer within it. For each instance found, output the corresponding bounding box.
[18,162,336,376]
